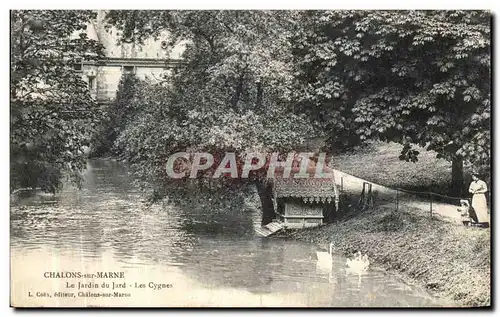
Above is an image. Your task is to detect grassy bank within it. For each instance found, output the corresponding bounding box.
[281,204,491,307]
[331,141,452,193]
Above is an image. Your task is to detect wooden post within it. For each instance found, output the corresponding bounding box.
[429,192,433,217]
[367,183,374,208]
[396,189,399,211]
[340,177,344,193]
[359,182,366,207]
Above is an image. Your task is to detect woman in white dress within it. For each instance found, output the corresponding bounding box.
[468,173,489,225]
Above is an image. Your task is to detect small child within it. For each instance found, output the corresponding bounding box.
[457,199,476,226]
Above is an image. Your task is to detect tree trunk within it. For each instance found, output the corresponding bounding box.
[451,157,464,197]
[231,73,244,110]
[255,179,276,226]
[256,80,263,109]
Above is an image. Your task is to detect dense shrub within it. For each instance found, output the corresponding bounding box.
[90,74,140,157]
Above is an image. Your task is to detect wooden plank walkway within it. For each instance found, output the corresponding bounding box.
[255,221,283,237]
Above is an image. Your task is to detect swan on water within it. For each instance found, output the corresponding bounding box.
[316,243,334,270]
[346,251,370,272]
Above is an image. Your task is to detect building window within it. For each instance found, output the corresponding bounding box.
[123,66,135,75]
[73,63,82,71]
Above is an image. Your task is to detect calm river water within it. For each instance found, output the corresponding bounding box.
[10,159,452,307]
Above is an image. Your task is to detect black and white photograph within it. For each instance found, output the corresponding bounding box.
[8,6,492,308]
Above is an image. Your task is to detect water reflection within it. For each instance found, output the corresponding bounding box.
[10,159,452,307]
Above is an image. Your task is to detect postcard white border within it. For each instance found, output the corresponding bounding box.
[2,1,498,315]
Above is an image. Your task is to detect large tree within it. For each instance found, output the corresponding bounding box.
[105,10,319,224]
[10,10,104,193]
[293,10,491,195]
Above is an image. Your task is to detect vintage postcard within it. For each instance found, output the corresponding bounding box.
[10,9,491,308]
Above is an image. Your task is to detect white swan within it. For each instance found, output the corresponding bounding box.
[316,243,334,270]
[346,251,370,272]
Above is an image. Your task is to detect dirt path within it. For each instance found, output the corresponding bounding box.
[332,169,479,224]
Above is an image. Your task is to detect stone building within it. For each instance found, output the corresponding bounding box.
[77,11,185,104]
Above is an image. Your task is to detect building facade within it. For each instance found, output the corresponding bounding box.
[78,11,185,104]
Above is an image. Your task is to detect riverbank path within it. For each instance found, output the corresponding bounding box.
[331,169,489,224]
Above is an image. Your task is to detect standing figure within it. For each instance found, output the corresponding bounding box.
[468,173,489,225]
